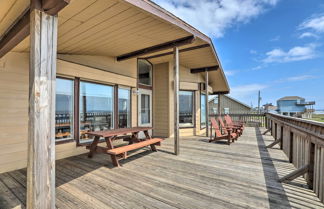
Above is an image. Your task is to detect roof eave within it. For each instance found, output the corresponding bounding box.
[122,0,230,93]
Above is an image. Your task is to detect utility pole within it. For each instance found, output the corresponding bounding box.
[258,90,262,113]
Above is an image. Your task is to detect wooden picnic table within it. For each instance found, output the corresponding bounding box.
[86,127,156,166]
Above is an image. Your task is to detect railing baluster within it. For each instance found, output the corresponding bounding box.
[265,113,324,203]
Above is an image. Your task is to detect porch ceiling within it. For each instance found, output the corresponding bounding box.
[1,0,230,93]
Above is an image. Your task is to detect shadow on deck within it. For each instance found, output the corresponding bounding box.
[0,127,323,209]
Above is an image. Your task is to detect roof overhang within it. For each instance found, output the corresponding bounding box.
[0,0,230,93]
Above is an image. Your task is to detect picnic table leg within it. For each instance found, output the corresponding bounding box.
[150,144,157,152]
[105,136,120,167]
[130,132,139,144]
[88,136,100,158]
[105,136,114,149]
[144,130,157,151]
[144,130,151,140]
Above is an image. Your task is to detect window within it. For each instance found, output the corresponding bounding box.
[55,78,74,141]
[141,94,151,124]
[201,94,206,128]
[118,88,131,128]
[179,91,194,127]
[79,81,114,141]
[138,59,152,86]
[224,108,230,114]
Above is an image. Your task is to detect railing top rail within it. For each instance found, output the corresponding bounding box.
[267,113,324,128]
[209,113,266,116]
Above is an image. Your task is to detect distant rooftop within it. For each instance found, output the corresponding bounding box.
[278,96,305,101]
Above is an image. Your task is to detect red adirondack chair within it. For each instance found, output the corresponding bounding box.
[209,118,238,145]
[224,115,244,136]
[218,116,242,139]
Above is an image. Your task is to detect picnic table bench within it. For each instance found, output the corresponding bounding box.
[86,127,162,167]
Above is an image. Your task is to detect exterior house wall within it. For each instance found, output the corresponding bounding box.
[169,64,206,137]
[0,52,138,173]
[277,100,306,114]
[0,53,211,173]
[209,95,251,114]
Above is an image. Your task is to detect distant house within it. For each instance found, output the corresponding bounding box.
[277,96,315,118]
[209,95,252,114]
[263,103,277,113]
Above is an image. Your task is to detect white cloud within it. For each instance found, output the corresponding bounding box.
[299,14,324,33]
[152,0,279,38]
[298,32,319,39]
[251,64,265,71]
[287,75,316,81]
[274,75,317,84]
[224,70,236,76]
[263,44,317,63]
[250,49,257,54]
[230,84,267,99]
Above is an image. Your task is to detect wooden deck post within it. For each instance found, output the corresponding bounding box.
[173,47,180,155]
[27,2,58,208]
[205,70,209,137]
[218,93,221,116]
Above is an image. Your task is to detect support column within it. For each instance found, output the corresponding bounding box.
[205,70,209,137]
[27,3,58,209]
[173,47,180,155]
[218,93,221,116]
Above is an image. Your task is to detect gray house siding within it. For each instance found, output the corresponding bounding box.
[209,95,251,114]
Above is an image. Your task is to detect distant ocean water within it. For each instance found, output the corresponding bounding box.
[315,110,324,114]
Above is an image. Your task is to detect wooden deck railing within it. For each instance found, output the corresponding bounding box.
[265,113,324,203]
[209,113,266,127]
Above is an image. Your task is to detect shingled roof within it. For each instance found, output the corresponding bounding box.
[278,96,305,101]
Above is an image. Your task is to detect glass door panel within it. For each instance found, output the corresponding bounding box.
[138,89,152,127]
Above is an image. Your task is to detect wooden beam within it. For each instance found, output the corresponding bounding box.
[27,5,58,209]
[42,0,71,15]
[205,70,209,137]
[278,164,309,183]
[262,128,271,135]
[212,91,229,95]
[0,9,30,58]
[174,47,180,155]
[266,138,281,148]
[0,0,70,59]
[143,44,210,59]
[117,36,195,61]
[190,65,219,74]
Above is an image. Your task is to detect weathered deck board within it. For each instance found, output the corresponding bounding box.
[0,127,323,209]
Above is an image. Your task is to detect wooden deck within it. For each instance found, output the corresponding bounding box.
[0,127,323,209]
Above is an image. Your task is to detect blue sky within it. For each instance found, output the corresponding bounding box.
[153,0,324,109]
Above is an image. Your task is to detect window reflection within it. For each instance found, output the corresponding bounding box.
[179,91,194,127]
[55,78,74,141]
[201,94,206,128]
[79,82,114,141]
[138,59,152,86]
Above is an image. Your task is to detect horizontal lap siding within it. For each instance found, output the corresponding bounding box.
[0,53,29,173]
[0,52,138,173]
[153,63,170,137]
